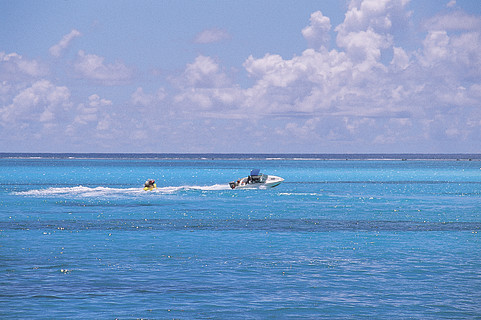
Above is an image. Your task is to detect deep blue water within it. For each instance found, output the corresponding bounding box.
[1,154,480,319]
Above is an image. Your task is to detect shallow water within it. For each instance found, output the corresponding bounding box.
[1,155,480,319]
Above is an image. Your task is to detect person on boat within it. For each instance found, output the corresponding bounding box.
[144,179,156,189]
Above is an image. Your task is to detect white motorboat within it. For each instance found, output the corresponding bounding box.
[229,169,284,189]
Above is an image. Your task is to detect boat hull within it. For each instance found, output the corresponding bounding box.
[230,175,284,189]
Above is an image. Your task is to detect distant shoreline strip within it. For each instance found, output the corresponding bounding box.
[1,153,481,161]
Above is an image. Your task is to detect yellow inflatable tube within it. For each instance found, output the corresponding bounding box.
[143,183,157,191]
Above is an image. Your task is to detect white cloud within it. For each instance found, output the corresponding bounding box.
[96,113,113,132]
[336,27,391,68]
[175,55,230,89]
[0,80,72,129]
[302,11,331,49]
[3,0,481,152]
[423,11,481,31]
[143,2,480,152]
[185,2,476,151]
[194,28,231,44]
[419,29,481,78]
[420,31,450,66]
[88,94,112,108]
[0,52,47,80]
[333,0,411,70]
[131,87,166,107]
[280,118,321,141]
[391,46,410,69]
[244,53,308,86]
[74,50,133,85]
[0,81,11,104]
[169,55,244,115]
[174,86,242,113]
[450,32,481,77]
[73,103,98,125]
[446,0,456,8]
[49,29,82,57]
[71,94,110,126]
[336,0,408,36]
[66,94,115,139]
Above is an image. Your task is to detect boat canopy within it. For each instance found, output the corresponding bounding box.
[250,169,260,176]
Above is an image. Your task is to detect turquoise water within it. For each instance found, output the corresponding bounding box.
[1,155,480,319]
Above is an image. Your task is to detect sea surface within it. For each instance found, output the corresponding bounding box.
[1,154,480,319]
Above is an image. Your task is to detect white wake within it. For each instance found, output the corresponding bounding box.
[14,184,231,197]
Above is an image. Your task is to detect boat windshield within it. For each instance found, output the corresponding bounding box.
[250,173,267,183]
[250,169,261,176]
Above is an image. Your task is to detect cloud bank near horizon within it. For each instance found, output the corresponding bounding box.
[1,0,481,153]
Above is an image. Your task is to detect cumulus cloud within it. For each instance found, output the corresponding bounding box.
[174,0,479,152]
[419,29,481,79]
[170,55,243,114]
[391,46,410,69]
[131,87,166,107]
[336,0,405,35]
[194,28,231,44]
[74,50,133,85]
[3,0,481,152]
[175,55,231,89]
[334,0,411,67]
[302,11,331,49]
[49,29,82,57]
[337,27,391,69]
[423,11,481,31]
[88,94,112,108]
[0,80,72,129]
[446,0,456,8]
[0,52,47,80]
[420,31,450,66]
[63,93,117,144]
[280,118,321,141]
[41,0,478,152]
[71,94,111,126]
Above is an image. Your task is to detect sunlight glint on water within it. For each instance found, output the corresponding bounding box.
[1,154,480,319]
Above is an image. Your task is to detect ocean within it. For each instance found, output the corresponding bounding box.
[1,154,480,319]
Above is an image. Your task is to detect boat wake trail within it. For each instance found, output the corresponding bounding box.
[14,184,231,197]
[152,184,230,193]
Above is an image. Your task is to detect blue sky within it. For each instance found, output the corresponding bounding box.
[1,0,481,153]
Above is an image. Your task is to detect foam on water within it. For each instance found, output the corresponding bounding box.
[14,184,231,197]
[14,186,141,197]
[152,183,230,193]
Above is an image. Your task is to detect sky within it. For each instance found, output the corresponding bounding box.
[1,0,481,153]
